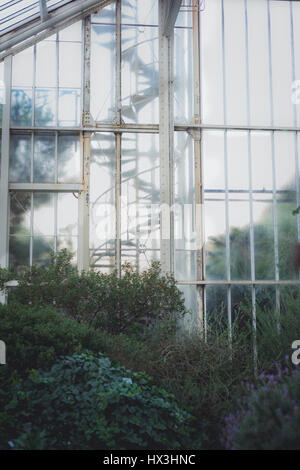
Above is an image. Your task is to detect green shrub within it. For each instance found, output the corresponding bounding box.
[0,302,107,375]
[222,364,300,450]
[2,352,195,450]
[8,250,187,335]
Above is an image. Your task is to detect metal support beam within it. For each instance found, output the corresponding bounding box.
[78,17,91,272]
[115,0,122,125]
[115,133,121,276]
[39,0,49,21]
[159,0,175,273]
[9,183,83,192]
[0,55,12,304]
[161,0,182,37]
[188,2,204,331]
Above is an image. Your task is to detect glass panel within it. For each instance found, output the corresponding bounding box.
[205,284,227,333]
[35,89,56,126]
[253,195,275,280]
[203,130,225,191]
[274,132,295,192]
[121,133,160,270]
[92,2,115,23]
[270,1,294,127]
[251,131,273,191]
[227,131,249,191]
[9,192,31,236]
[59,21,82,41]
[122,25,159,124]
[278,198,298,280]
[57,236,78,263]
[292,2,300,126]
[33,193,55,236]
[247,0,271,126]
[256,285,276,315]
[59,42,82,88]
[174,23,193,123]
[200,0,224,124]
[122,0,158,26]
[33,134,55,182]
[204,199,226,281]
[203,130,226,280]
[11,89,32,126]
[223,0,247,125]
[58,134,80,183]
[174,132,196,281]
[179,284,197,330]
[12,47,34,87]
[229,194,251,280]
[58,90,80,126]
[57,193,78,237]
[36,41,57,88]
[231,285,252,341]
[9,133,31,182]
[32,237,54,266]
[90,133,115,269]
[91,22,116,122]
[9,236,30,274]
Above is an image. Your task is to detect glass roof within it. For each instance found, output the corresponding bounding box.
[0,0,74,36]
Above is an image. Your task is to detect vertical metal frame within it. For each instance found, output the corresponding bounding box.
[244,0,257,367]
[267,0,280,324]
[221,0,232,341]
[78,16,92,271]
[0,55,12,304]
[192,0,204,331]
[158,0,174,274]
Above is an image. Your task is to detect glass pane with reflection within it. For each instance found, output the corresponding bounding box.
[9,192,31,236]
[9,236,30,274]
[58,90,80,126]
[91,3,116,122]
[174,24,193,123]
[11,89,32,126]
[229,195,251,281]
[32,237,54,266]
[33,193,55,237]
[205,284,227,334]
[33,134,55,182]
[35,89,56,126]
[9,133,31,182]
[58,134,81,183]
[122,25,159,124]
[57,193,78,237]
[90,133,115,269]
[253,195,275,280]
[121,133,160,269]
[175,132,196,281]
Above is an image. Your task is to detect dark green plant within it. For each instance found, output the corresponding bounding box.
[2,352,195,450]
[222,365,300,450]
[9,249,187,335]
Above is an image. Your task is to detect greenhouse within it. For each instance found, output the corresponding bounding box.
[1,0,300,333]
[1,0,300,453]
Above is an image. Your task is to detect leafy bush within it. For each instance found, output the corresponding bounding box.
[222,363,300,450]
[8,250,187,335]
[2,352,194,450]
[0,302,109,375]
